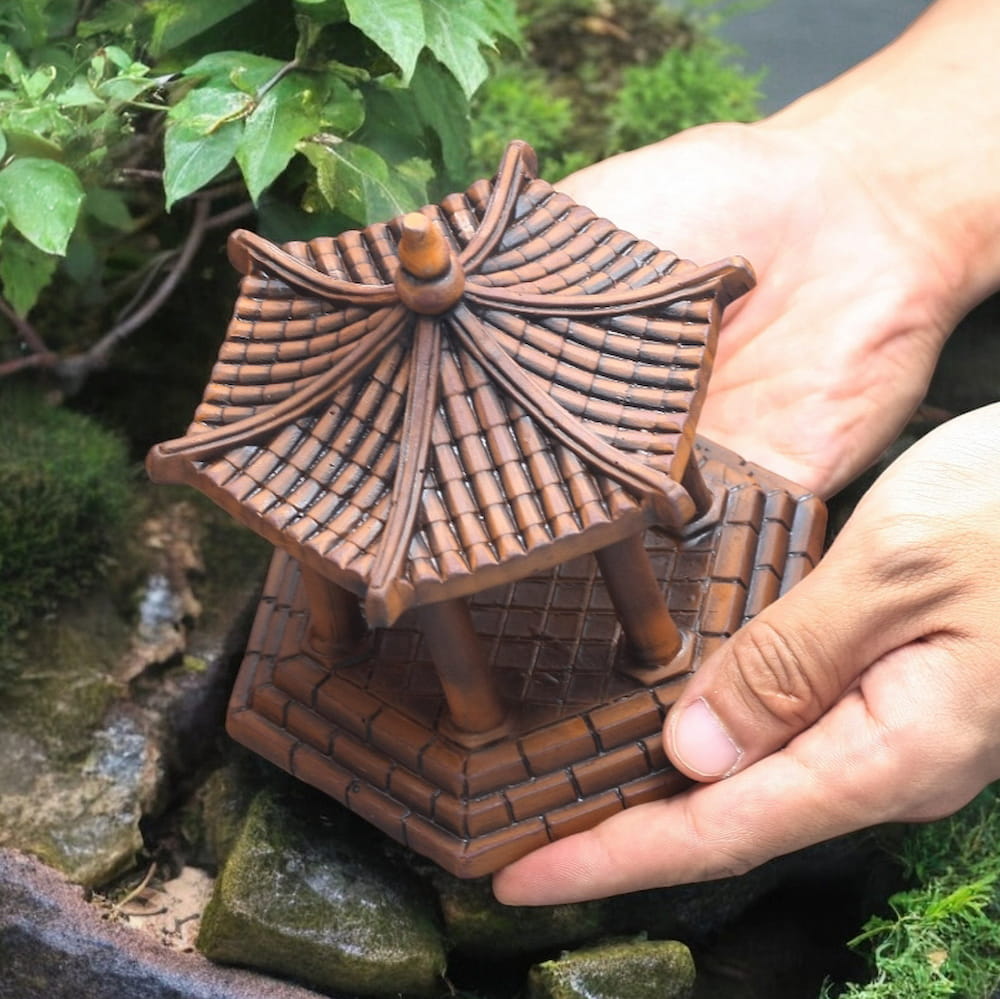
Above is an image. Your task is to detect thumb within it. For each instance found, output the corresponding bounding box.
[663,527,921,780]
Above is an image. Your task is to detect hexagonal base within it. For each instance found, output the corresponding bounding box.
[227,438,826,877]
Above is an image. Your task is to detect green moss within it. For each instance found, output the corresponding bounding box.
[0,387,134,639]
[198,788,447,996]
[829,786,1000,998]
[528,938,695,999]
[434,872,606,958]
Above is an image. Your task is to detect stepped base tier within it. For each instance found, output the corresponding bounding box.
[227,438,826,878]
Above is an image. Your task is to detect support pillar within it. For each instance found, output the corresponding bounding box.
[596,532,685,680]
[419,597,508,745]
[300,563,367,664]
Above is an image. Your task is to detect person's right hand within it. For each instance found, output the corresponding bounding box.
[558,119,964,496]
[495,401,1000,904]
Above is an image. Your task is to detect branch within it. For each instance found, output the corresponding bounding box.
[0,297,51,356]
[0,352,58,378]
[55,196,212,382]
[0,194,255,389]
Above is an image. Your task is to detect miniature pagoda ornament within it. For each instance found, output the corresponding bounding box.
[147,141,825,877]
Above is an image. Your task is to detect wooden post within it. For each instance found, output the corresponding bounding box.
[419,597,508,744]
[300,564,367,664]
[596,532,682,671]
[682,457,716,522]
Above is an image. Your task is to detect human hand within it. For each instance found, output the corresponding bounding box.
[494,402,1000,904]
[557,120,961,497]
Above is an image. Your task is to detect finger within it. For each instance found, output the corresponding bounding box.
[494,641,975,905]
[662,519,941,781]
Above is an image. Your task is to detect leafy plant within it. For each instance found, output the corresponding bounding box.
[0,0,518,384]
[470,0,762,181]
[827,786,1000,998]
[607,39,763,153]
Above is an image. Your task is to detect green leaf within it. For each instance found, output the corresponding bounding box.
[422,0,496,98]
[164,119,242,210]
[0,159,84,256]
[85,189,134,231]
[345,0,425,82]
[164,88,249,209]
[300,138,420,224]
[24,66,57,100]
[151,0,260,56]
[235,75,324,203]
[0,236,59,316]
[55,77,104,108]
[318,75,365,135]
[410,56,470,182]
[0,132,6,163]
[168,84,252,132]
[181,51,285,94]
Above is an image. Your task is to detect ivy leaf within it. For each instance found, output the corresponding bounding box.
[0,236,59,316]
[422,0,497,98]
[345,0,425,83]
[0,158,84,256]
[235,74,324,203]
[164,87,249,209]
[300,138,419,225]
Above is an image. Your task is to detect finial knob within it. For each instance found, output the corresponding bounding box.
[394,212,465,314]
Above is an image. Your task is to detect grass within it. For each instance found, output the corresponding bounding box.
[828,785,1000,998]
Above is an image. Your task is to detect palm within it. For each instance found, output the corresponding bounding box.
[557,122,953,496]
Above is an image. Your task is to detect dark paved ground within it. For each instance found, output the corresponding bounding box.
[719,0,933,112]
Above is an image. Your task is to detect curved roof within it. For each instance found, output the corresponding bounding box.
[147,142,754,626]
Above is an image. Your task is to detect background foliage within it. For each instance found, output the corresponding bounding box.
[0,0,518,380]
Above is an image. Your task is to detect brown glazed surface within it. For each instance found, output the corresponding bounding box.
[147,142,826,875]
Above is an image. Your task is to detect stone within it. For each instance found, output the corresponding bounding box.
[0,498,268,889]
[527,938,695,999]
[431,871,607,958]
[0,701,161,887]
[197,788,447,997]
[0,848,326,999]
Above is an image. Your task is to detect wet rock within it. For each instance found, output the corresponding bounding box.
[182,753,262,870]
[198,788,447,997]
[0,702,161,887]
[0,848,326,999]
[0,497,267,889]
[527,938,695,999]
[431,873,606,959]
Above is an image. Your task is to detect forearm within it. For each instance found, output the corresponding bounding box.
[765,0,1000,321]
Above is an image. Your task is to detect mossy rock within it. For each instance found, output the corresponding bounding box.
[198,788,447,996]
[528,938,695,999]
[432,872,606,959]
[0,388,132,639]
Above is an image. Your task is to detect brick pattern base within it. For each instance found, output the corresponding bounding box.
[227,438,826,877]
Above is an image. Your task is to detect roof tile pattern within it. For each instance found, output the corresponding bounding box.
[148,142,754,625]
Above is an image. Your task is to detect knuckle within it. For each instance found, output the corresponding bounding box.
[727,619,827,730]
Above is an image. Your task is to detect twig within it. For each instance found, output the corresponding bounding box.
[0,352,58,377]
[57,196,212,380]
[0,297,51,356]
[112,862,157,913]
[205,201,254,232]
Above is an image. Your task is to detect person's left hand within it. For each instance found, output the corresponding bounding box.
[493,402,1000,904]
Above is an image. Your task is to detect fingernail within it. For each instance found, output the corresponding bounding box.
[671,698,742,778]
